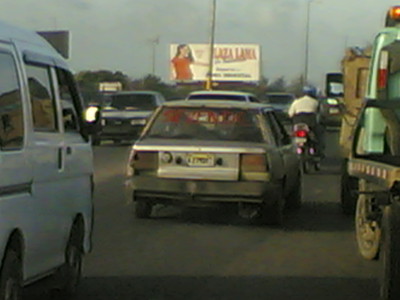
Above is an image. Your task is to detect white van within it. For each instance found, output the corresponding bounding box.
[0,20,98,299]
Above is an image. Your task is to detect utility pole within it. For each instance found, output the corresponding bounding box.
[205,0,216,90]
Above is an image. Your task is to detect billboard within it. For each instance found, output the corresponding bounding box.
[170,43,260,82]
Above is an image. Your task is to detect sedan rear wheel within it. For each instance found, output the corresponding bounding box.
[259,187,284,226]
[135,201,153,219]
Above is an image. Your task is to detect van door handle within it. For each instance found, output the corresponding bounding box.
[58,148,63,170]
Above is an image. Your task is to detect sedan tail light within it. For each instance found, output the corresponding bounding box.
[127,150,158,176]
[240,154,268,172]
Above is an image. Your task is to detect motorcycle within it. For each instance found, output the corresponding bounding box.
[292,123,321,173]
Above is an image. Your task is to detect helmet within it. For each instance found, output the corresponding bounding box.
[302,85,317,98]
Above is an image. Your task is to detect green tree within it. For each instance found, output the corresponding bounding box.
[267,76,287,92]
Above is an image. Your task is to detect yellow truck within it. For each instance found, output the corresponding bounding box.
[326,6,400,299]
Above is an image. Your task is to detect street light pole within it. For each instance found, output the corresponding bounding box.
[205,0,216,90]
[304,0,313,85]
[150,36,159,75]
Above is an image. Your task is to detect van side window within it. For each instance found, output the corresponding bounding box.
[0,52,24,150]
[55,68,79,132]
[26,64,57,131]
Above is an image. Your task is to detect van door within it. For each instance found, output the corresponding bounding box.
[0,44,32,268]
[54,67,93,252]
[24,60,70,276]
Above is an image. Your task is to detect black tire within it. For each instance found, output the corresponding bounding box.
[259,188,284,226]
[302,159,312,174]
[340,161,358,215]
[134,201,153,219]
[355,181,381,260]
[92,138,100,146]
[53,225,83,298]
[0,248,22,300]
[285,171,302,210]
[380,204,400,300]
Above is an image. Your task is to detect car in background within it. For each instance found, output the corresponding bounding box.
[186,90,261,102]
[125,100,302,225]
[263,92,295,124]
[320,97,342,127]
[93,91,165,145]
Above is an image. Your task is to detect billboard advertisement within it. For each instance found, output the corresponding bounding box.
[170,43,260,82]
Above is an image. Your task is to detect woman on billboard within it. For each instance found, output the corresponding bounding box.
[170,44,195,81]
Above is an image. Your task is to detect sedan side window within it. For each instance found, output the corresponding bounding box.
[263,111,291,146]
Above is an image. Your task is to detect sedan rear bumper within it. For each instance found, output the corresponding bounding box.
[125,176,282,206]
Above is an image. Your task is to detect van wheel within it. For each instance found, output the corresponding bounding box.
[135,201,153,219]
[53,226,83,298]
[0,248,22,300]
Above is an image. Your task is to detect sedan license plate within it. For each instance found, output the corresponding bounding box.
[187,153,214,167]
[294,137,307,144]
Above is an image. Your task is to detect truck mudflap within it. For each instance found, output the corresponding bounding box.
[348,158,400,191]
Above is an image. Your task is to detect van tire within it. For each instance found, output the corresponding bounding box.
[0,248,22,300]
[52,224,83,298]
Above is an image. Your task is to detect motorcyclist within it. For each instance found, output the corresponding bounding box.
[288,85,324,156]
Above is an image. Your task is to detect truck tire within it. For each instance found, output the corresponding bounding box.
[355,180,381,260]
[380,204,400,300]
[0,248,22,300]
[340,160,358,215]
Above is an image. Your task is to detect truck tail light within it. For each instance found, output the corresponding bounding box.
[240,154,268,172]
[127,150,158,176]
[389,6,400,21]
[378,50,388,89]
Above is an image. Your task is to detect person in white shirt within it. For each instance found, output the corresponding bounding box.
[288,85,324,156]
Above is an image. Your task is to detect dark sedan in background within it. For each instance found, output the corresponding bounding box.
[93,91,166,145]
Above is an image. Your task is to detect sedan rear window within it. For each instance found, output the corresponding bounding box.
[188,94,247,101]
[110,94,157,110]
[146,107,264,142]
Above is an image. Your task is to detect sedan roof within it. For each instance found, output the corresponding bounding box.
[162,99,274,110]
[188,90,256,97]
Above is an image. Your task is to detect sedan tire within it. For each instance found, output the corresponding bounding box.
[135,201,153,219]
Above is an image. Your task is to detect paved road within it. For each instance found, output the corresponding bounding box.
[27,130,381,299]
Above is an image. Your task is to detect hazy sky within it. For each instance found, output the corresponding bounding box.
[1,0,400,88]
